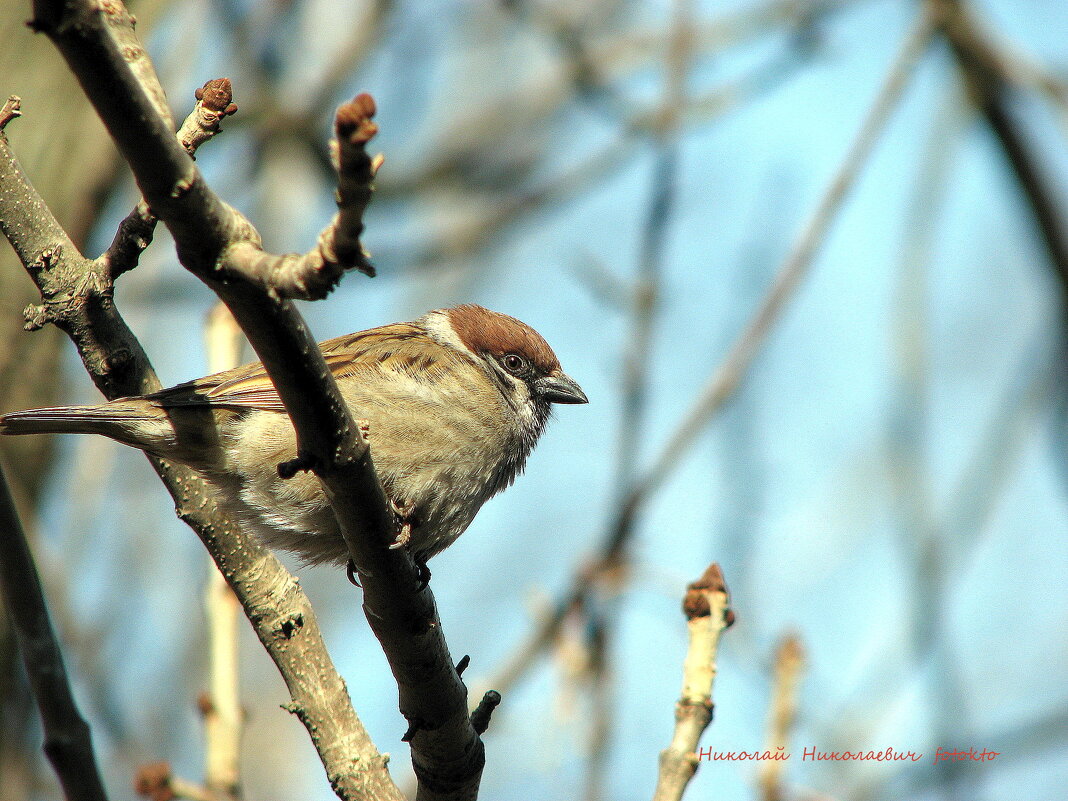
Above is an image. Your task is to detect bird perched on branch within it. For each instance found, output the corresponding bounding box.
[0,304,587,568]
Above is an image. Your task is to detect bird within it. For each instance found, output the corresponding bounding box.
[0,304,587,568]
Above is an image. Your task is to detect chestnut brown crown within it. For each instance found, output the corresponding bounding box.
[443,304,587,406]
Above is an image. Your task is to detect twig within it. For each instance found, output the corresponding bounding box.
[201,303,246,801]
[881,47,974,794]
[585,5,694,797]
[617,0,689,491]
[392,42,823,272]
[0,462,109,801]
[630,8,935,508]
[652,563,734,801]
[858,708,1066,801]
[940,4,1068,110]
[944,336,1053,549]
[581,614,613,801]
[936,0,1068,306]
[0,101,144,398]
[224,93,381,295]
[102,78,238,280]
[757,635,805,801]
[586,0,860,96]
[798,88,964,773]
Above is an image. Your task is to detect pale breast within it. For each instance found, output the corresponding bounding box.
[209,354,530,564]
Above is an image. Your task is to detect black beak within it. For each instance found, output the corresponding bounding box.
[536,371,588,405]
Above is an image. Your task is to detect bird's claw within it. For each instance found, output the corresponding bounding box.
[414,557,431,591]
[346,559,361,587]
[388,498,415,550]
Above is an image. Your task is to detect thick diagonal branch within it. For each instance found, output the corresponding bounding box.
[1,74,399,801]
[29,1,487,797]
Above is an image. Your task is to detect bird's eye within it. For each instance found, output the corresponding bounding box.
[501,353,527,375]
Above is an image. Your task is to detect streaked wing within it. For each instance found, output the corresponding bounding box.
[148,322,427,411]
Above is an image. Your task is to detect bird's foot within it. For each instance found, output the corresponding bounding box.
[355,418,371,443]
[278,451,318,479]
[413,556,431,591]
[388,499,416,550]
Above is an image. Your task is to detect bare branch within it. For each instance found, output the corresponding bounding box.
[103,78,238,280]
[934,0,1068,108]
[200,304,245,801]
[386,41,822,272]
[1,77,400,801]
[26,1,486,796]
[486,9,935,700]
[652,563,734,801]
[937,0,1068,304]
[757,635,805,801]
[0,106,147,397]
[584,6,695,798]
[0,463,109,801]
[223,93,381,297]
[631,8,935,509]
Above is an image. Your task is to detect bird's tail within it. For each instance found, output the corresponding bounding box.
[1,401,230,471]
[0,403,159,444]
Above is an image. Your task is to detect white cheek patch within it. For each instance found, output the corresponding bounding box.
[420,310,476,358]
[509,378,536,426]
[420,308,540,429]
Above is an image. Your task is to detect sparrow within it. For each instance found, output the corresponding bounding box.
[0,304,587,567]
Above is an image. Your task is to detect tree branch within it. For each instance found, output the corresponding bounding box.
[936,0,1068,305]
[200,304,245,801]
[1,73,401,801]
[0,462,109,801]
[631,7,935,509]
[486,7,935,699]
[757,635,805,801]
[652,563,734,801]
[24,1,487,796]
[102,78,238,281]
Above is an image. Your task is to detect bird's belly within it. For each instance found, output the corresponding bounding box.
[209,405,515,565]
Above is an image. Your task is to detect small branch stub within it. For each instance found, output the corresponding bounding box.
[0,96,22,130]
[652,562,733,801]
[135,762,175,801]
[470,691,502,735]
